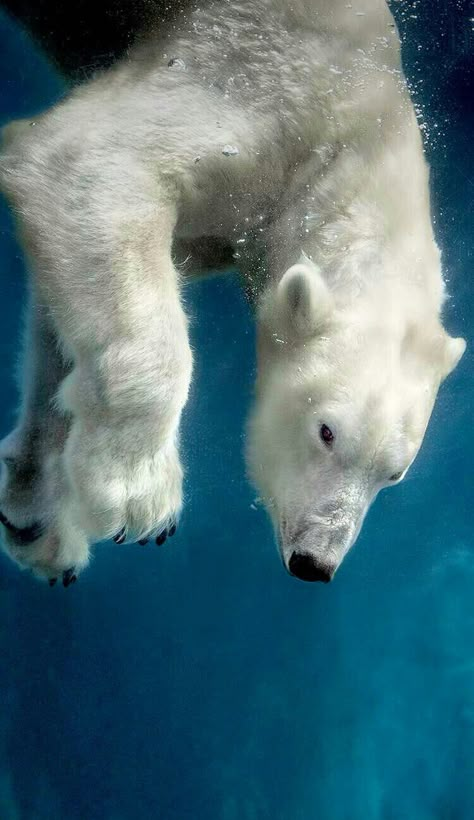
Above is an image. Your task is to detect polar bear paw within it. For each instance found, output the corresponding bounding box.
[63,418,183,546]
[0,437,90,582]
[0,494,90,585]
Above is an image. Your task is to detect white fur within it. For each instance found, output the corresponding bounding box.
[0,0,465,580]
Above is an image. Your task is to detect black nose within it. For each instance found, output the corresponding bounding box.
[288,551,333,583]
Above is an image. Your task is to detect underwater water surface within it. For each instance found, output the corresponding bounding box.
[0,4,472,819]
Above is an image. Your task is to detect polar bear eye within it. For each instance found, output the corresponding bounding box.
[389,471,403,482]
[320,424,334,446]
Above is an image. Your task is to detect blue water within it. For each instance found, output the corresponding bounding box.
[0,7,472,819]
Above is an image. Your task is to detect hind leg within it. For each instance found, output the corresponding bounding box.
[0,289,89,583]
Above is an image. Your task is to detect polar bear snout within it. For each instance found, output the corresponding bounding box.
[279,513,361,582]
[288,550,336,583]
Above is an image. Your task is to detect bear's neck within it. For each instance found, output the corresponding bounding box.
[263,110,444,322]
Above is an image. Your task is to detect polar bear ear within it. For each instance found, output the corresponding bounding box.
[440,335,466,379]
[277,259,332,338]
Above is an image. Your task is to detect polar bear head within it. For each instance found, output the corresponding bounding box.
[247,257,465,582]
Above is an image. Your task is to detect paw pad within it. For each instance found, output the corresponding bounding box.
[0,510,44,545]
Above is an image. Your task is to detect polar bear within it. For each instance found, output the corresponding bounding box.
[0,0,465,584]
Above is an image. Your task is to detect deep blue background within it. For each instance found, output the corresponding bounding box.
[0,5,472,818]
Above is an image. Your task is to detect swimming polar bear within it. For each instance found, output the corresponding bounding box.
[0,0,465,584]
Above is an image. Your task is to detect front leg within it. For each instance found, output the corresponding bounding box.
[61,201,192,541]
[2,136,193,546]
[0,290,89,582]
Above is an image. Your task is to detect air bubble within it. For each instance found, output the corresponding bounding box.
[167,57,186,70]
[222,145,240,156]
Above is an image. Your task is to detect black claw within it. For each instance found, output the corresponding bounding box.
[113,527,126,544]
[168,523,177,537]
[155,530,168,546]
[0,510,44,545]
[49,577,57,587]
[62,568,77,588]
[138,537,149,545]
